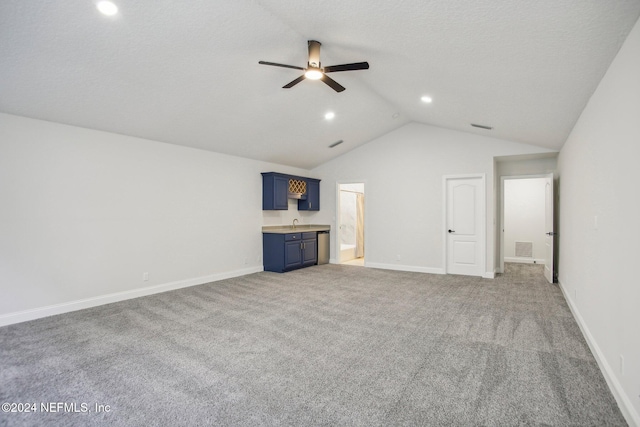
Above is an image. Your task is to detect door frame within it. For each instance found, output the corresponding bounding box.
[442,173,486,276]
[335,181,367,265]
[543,173,555,283]
[499,174,551,275]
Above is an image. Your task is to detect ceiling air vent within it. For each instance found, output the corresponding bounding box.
[471,123,493,130]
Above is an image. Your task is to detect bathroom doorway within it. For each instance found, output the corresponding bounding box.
[338,183,365,266]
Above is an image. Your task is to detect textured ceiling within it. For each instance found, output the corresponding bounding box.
[1,1,639,169]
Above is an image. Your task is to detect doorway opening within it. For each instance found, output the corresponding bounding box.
[500,174,554,282]
[338,183,365,266]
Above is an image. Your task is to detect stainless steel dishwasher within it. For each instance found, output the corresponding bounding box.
[317,230,329,265]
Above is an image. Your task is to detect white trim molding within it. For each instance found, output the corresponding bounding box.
[504,257,546,264]
[559,279,640,427]
[0,266,263,327]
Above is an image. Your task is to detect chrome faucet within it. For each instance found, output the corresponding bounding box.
[292,219,299,229]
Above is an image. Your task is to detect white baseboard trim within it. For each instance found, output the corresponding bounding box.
[365,262,445,275]
[482,271,495,279]
[0,266,263,328]
[559,279,639,427]
[504,257,545,264]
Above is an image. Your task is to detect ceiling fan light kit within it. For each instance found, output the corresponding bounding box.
[259,40,369,92]
[304,68,323,80]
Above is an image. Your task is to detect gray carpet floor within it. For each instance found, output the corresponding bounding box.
[0,263,627,426]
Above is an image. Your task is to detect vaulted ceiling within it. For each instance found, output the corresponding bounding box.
[1,1,639,169]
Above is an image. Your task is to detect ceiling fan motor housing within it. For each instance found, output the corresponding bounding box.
[307,40,322,68]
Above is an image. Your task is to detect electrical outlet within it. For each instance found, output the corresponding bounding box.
[619,355,624,374]
[143,272,149,281]
[244,257,248,265]
[396,254,401,261]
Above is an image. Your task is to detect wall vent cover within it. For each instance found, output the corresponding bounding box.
[515,241,533,258]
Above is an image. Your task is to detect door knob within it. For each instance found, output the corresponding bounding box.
[448,229,455,233]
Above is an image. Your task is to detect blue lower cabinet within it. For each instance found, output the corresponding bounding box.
[301,236,317,265]
[284,240,302,269]
[263,232,318,272]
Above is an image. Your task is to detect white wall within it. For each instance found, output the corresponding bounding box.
[262,198,318,227]
[557,16,640,426]
[503,178,546,262]
[312,122,554,274]
[0,113,316,324]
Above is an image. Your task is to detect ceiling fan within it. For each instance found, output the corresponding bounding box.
[259,40,369,93]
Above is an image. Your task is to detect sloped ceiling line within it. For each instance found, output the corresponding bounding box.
[0,1,639,168]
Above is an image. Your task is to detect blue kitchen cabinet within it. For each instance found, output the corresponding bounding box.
[301,234,317,264]
[262,172,289,210]
[263,232,317,272]
[298,178,320,211]
[262,172,320,211]
[284,239,302,269]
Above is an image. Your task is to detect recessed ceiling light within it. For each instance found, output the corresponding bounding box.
[421,96,433,103]
[324,111,335,120]
[97,1,118,16]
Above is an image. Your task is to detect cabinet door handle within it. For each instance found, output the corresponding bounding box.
[309,202,312,209]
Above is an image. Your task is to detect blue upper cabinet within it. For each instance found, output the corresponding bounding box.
[298,178,320,211]
[262,172,289,210]
[262,172,321,211]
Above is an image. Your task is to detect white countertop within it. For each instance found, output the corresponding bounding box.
[262,224,331,234]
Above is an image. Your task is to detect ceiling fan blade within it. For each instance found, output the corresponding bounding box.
[321,74,346,92]
[259,61,305,71]
[283,75,306,89]
[324,62,370,73]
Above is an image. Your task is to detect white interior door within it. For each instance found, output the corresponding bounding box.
[543,173,554,283]
[445,175,485,276]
